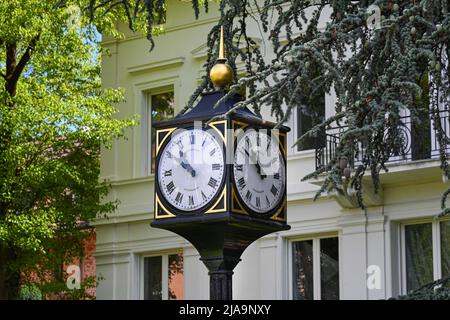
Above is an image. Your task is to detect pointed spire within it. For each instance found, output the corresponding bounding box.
[219,26,225,60]
[209,25,233,90]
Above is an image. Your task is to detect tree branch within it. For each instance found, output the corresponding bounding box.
[52,0,67,9]
[5,36,39,97]
[12,36,39,81]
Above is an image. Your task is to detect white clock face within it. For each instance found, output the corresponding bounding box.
[158,128,225,212]
[233,130,285,214]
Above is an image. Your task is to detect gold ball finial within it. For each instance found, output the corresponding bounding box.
[209,26,233,89]
[210,63,233,89]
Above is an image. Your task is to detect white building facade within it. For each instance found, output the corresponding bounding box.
[95,0,450,300]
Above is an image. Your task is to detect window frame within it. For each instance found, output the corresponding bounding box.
[139,250,184,300]
[399,218,450,294]
[287,102,326,157]
[288,234,340,300]
[144,86,175,176]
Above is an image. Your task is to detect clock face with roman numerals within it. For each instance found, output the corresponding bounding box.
[158,128,225,212]
[233,129,285,214]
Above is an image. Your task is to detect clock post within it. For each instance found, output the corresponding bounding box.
[151,27,290,300]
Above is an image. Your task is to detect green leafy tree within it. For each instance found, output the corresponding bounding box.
[0,0,147,299]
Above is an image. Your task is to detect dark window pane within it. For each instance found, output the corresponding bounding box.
[405,223,433,292]
[144,256,162,300]
[411,72,431,160]
[296,64,325,151]
[320,237,339,300]
[151,92,174,173]
[168,253,184,300]
[441,221,450,278]
[297,102,325,151]
[292,240,314,300]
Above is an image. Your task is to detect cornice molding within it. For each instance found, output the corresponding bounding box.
[191,37,262,60]
[127,57,185,74]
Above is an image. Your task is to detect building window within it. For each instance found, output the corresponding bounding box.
[411,71,431,161]
[441,220,450,278]
[290,236,339,300]
[296,104,325,152]
[401,220,450,293]
[148,90,175,174]
[142,252,183,300]
[295,66,326,152]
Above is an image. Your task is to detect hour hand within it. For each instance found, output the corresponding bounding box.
[181,161,196,177]
[244,149,266,180]
[178,150,196,177]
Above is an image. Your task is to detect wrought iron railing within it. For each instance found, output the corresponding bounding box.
[315,109,450,170]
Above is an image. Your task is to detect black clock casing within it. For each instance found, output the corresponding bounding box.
[151,90,290,300]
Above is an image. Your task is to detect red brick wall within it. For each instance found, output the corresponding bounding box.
[81,229,96,297]
[23,228,97,299]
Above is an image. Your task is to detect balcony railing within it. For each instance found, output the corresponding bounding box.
[315,109,450,170]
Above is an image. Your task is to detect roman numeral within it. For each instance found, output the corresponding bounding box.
[212,163,222,171]
[274,172,280,180]
[245,190,252,202]
[164,169,172,177]
[236,164,243,172]
[256,197,260,208]
[190,133,195,144]
[209,148,216,156]
[202,137,207,147]
[201,191,207,201]
[189,195,194,206]
[166,181,175,195]
[175,192,183,204]
[238,177,246,190]
[256,134,260,147]
[266,138,271,151]
[245,136,251,148]
[208,177,218,189]
[266,195,270,206]
[271,185,278,197]
[177,140,183,150]
[166,151,172,158]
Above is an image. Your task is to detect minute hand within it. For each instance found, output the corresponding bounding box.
[171,152,196,177]
[180,160,196,177]
[244,149,266,179]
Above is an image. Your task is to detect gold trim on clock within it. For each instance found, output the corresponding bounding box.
[155,194,176,219]
[231,186,248,215]
[231,120,249,132]
[156,127,177,156]
[270,200,287,222]
[206,186,227,214]
[208,120,227,146]
[231,120,249,142]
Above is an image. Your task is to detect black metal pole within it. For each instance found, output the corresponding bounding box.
[200,256,240,300]
[209,270,233,300]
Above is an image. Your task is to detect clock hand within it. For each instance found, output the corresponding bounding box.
[178,150,196,177]
[244,149,266,180]
[170,152,196,178]
[256,159,267,180]
[181,161,196,178]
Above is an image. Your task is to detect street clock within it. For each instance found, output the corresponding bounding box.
[151,27,290,300]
